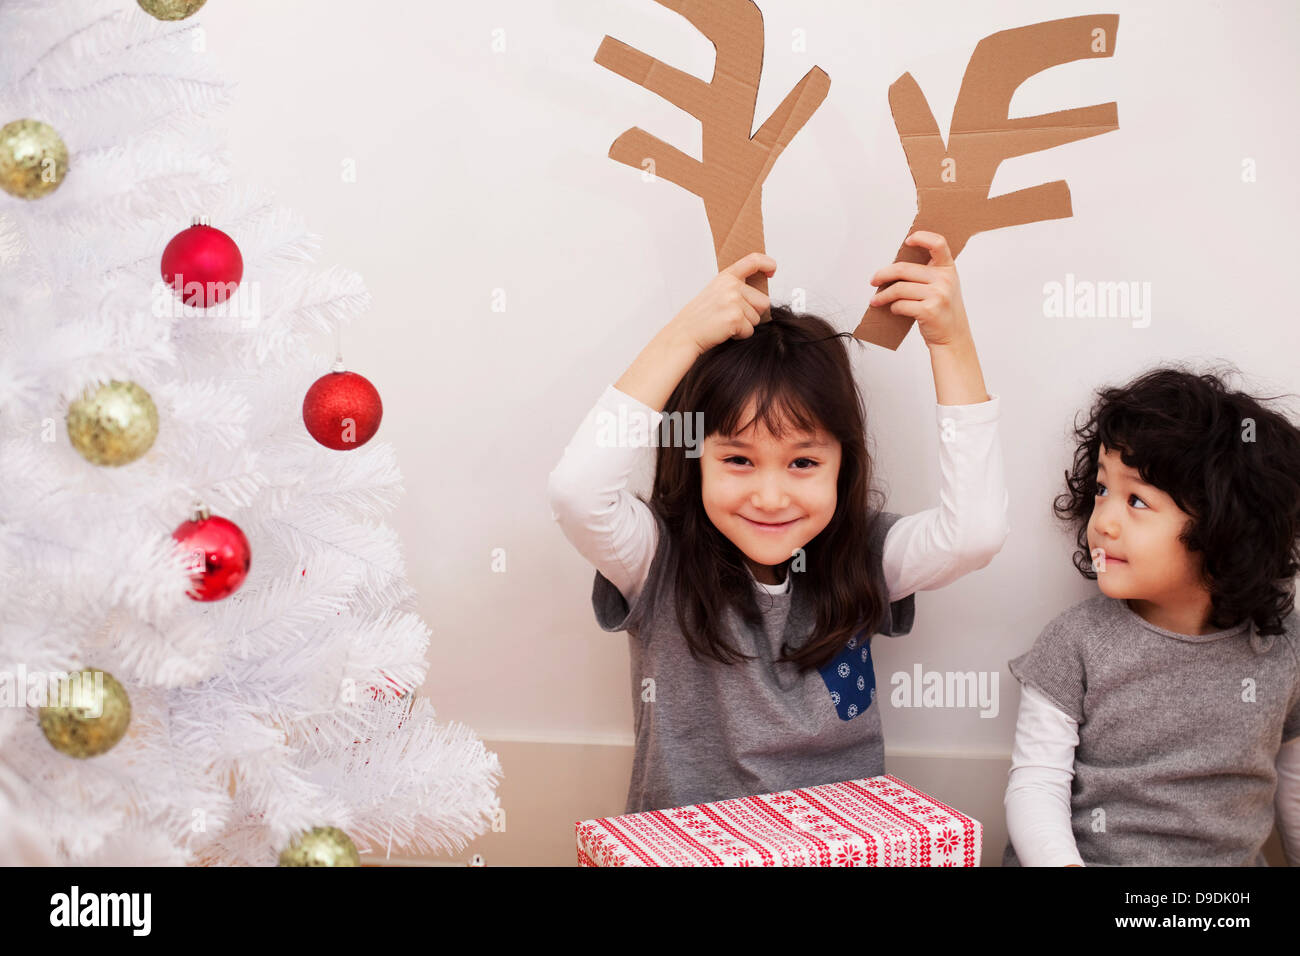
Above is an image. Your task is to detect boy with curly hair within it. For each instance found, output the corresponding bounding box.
[1003,365,1300,866]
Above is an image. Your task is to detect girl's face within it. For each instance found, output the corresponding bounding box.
[1087,442,1211,628]
[699,400,842,586]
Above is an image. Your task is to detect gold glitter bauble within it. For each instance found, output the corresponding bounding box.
[136,0,208,20]
[278,826,362,867]
[38,669,132,758]
[66,380,159,467]
[0,119,69,200]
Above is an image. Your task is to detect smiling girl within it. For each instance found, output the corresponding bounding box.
[548,235,1011,814]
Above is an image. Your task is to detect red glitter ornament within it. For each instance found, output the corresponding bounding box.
[302,365,383,450]
[161,217,243,307]
[172,504,251,601]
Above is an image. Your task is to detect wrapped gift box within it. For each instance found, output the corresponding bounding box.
[575,774,981,866]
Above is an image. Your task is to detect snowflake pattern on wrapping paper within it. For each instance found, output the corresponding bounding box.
[892,839,909,858]
[936,827,959,854]
[835,844,865,866]
[584,830,611,857]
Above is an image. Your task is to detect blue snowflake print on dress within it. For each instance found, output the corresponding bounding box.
[819,626,876,721]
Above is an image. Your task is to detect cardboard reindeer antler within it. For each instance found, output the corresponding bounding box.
[595,0,830,316]
[857,14,1120,349]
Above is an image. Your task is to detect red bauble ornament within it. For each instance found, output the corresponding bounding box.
[302,366,383,450]
[161,217,243,307]
[172,505,251,601]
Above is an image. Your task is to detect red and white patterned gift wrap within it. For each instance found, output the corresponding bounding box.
[575,774,981,866]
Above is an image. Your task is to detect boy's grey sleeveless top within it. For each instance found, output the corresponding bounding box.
[592,508,916,815]
[1002,593,1300,867]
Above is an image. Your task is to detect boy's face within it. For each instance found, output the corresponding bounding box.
[1087,442,1206,608]
[700,400,842,586]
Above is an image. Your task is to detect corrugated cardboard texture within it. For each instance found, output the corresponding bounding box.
[596,0,830,316]
[856,14,1120,349]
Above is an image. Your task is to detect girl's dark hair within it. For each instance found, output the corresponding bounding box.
[647,304,889,671]
[1056,363,1300,636]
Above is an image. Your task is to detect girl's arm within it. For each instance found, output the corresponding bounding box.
[1004,683,1086,866]
[1276,736,1300,866]
[613,253,775,411]
[869,232,1010,602]
[869,231,989,405]
[878,392,1009,604]
[547,384,665,606]
[547,254,776,604]
[611,324,702,419]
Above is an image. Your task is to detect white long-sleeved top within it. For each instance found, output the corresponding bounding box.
[547,383,1011,609]
[1006,683,1300,866]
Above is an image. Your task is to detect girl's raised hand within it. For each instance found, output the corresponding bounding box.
[666,253,775,357]
[869,232,972,348]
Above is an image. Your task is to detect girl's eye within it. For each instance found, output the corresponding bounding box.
[1094,481,1148,509]
[723,456,819,469]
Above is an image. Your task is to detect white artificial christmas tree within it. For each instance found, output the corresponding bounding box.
[0,0,501,865]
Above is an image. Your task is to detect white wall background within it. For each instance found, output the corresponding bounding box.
[198,0,1300,858]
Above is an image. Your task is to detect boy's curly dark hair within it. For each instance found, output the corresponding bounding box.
[1056,363,1300,635]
